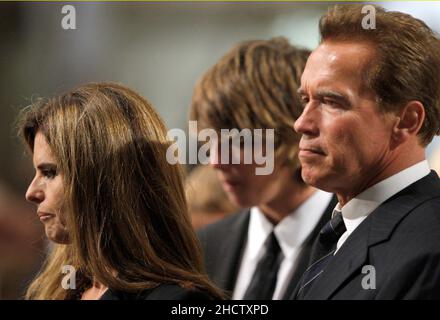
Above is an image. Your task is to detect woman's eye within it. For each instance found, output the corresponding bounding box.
[42,169,57,179]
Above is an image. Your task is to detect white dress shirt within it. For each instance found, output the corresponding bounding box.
[232,189,334,300]
[334,160,431,253]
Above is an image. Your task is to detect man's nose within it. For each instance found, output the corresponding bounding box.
[294,105,318,136]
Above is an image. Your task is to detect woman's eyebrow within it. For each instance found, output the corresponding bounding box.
[36,163,57,171]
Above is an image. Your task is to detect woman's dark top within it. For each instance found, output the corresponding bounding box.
[100,284,214,300]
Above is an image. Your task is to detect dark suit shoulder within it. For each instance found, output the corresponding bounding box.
[390,196,440,250]
[370,192,440,298]
[197,209,250,243]
[196,210,250,293]
[370,188,440,267]
[370,172,440,252]
[373,202,440,300]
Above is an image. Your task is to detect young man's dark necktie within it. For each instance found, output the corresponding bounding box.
[242,231,284,300]
[296,210,346,299]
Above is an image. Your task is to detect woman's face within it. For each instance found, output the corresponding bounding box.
[25,132,69,244]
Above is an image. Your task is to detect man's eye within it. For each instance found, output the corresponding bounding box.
[300,96,309,107]
[324,99,339,108]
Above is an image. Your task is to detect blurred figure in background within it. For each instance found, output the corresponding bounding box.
[19,82,223,300]
[0,182,45,299]
[429,147,440,175]
[186,165,239,230]
[190,37,337,300]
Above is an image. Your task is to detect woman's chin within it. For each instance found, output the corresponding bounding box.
[46,229,70,245]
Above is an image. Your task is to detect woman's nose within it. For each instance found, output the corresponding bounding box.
[25,178,44,205]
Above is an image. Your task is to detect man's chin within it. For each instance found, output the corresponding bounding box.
[302,169,327,189]
[227,193,253,209]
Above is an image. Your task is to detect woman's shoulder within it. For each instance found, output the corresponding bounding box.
[101,284,215,300]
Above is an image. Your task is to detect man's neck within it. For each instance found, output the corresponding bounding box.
[338,151,425,207]
[259,185,316,225]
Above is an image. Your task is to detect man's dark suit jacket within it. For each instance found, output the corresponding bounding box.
[293,171,440,300]
[198,195,338,299]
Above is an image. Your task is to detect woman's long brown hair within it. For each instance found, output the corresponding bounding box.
[20,82,223,299]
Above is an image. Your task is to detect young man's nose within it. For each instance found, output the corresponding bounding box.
[209,146,234,171]
[209,153,231,170]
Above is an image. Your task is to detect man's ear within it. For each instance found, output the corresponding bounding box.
[392,101,425,145]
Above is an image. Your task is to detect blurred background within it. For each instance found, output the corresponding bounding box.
[1,1,440,299]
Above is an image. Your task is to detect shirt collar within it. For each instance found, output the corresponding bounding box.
[336,160,430,234]
[248,190,334,261]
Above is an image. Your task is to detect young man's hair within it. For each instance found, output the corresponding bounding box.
[190,37,310,174]
[319,4,440,145]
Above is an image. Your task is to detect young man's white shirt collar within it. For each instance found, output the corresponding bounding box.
[334,160,431,253]
[232,189,333,300]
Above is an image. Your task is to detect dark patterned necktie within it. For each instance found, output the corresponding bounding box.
[296,210,346,299]
[242,231,284,300]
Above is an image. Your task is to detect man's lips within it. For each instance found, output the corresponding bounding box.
[221,178,241,190]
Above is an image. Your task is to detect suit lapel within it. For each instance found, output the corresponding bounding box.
[214,210,250,292]
[368,171,440,247]
[304,171,440,299]
[303,217,370,299]
[283,194,338,299]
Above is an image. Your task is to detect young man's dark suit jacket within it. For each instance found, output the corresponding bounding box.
[197,195,338,299]
[292,171,440,300]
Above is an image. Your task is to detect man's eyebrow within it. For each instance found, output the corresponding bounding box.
[297,88,351,106]
[316,89,351,105]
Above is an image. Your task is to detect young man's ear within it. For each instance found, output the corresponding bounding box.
[392,101,425,145]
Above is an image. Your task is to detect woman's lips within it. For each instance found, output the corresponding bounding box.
[37,212,55,222]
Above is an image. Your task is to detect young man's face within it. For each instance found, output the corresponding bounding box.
[294,41,396,198]
[209,141,291,208]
